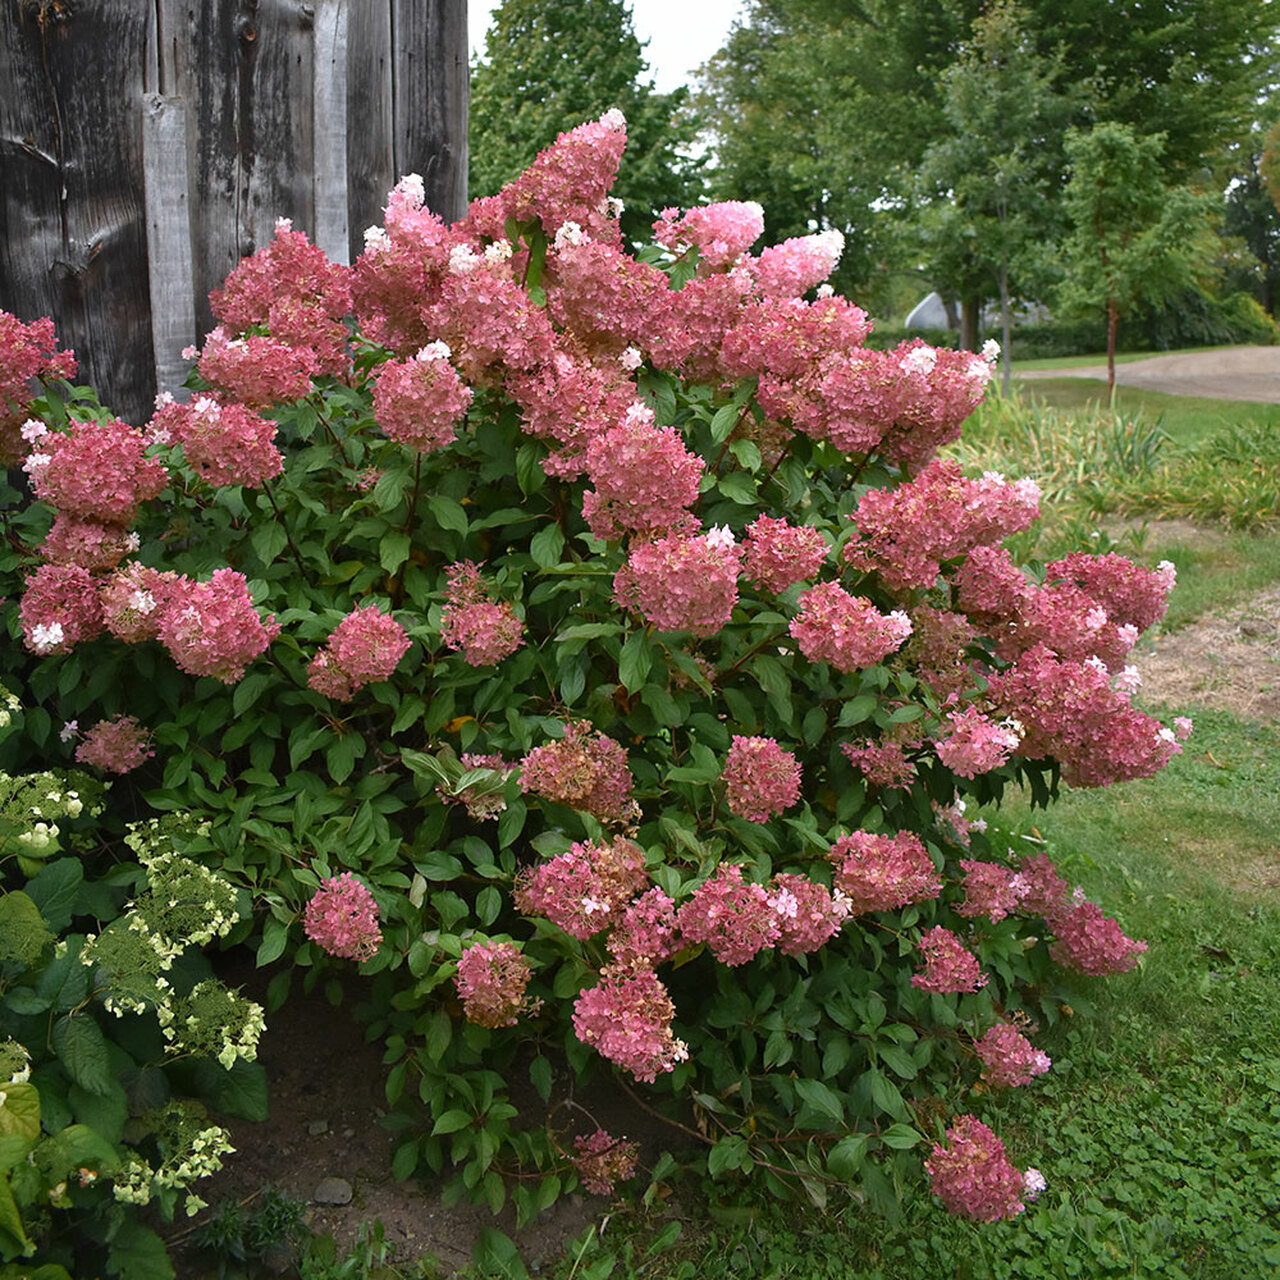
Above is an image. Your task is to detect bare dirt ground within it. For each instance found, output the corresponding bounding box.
[1017,344,1280,402]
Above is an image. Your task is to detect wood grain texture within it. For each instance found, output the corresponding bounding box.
[312,0,349,264]
[1,0,155,423]
[393,0,468,221]
[142,93,196,396]
[345,0,394,260]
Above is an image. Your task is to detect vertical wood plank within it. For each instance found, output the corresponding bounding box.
[392,0,468,222]
[142,93,197,396]
[0,0,155,424]
[312,0,349,264]
[346,0,394,259]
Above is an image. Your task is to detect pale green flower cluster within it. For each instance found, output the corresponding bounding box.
[111,1101,234,1215]
[155,979,266,1069]
[0,683,20,730]
[131,848,241,949]
[0,759,102,859]
[0,1039,31,1084]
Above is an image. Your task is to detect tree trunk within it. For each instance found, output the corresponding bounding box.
[960,295,981,352]
[1106,299,1119,403]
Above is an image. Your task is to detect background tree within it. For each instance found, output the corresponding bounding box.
[470,0,703,243]
[916,0,1071,376]
[1059,124,1220,397]
[698,0,1277,318]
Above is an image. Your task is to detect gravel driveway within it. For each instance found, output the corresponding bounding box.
[1016,345,1280,403]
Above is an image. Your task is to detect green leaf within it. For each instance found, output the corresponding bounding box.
[718,472,757,505]
[554,622,621,642]
[326,732,364,785]
[380,530,411,572]
[0,1085,39,1146]
[429,494,469,535]
[709,402,740,443]
[0,892,52,967]
[618,631,652,694]
[794,1078,844,1126]
[826,1133,869,1179]
[195,1059,269,1121]
[24,859,84,933]
[250,521,288,565]
[257,916,290,967]
[106,1219,175,1280]
[516,443,546,496]
[432,1109,473,1136]
[473,1227,531,1280]
[529,524,565,569]
[869,1069,908,1120]
[707,1134,749,1177]
[52,1015,112,1096]
[838,695,878,727]
[529,1056,552,1104]
[476,886,502,927]
[876,1042,919,1081]
[232,670,271,717]
[880,1122,922,1150]
[0,1175,32,1263]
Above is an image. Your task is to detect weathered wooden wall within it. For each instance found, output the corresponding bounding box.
[0,0,468,425]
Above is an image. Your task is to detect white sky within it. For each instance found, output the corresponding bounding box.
[468,0,749,94]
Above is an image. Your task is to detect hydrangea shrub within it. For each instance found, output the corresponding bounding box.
[1,111,1186,1229]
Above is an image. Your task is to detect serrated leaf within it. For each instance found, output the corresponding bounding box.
[838,695,878,727]
[474,1226,531,1280]
[794,1078,844,1125]
[869,1069,907,1120]
[476,886,502,927]
[876,1042,918,1080]
[826,1132,869,1179]
[52,1016,112,1096]
[709,402,740,443]
[432,1109,473,1136]
[529,1056,552,1104]
[0,1084,39,1145]
[554,622,621,642]
[618,631,652,694]
[529,524,565,569]
[718,472,757,505]
[232,670,270,717]
[380,530,411,572]
[430,494,469,535]
[24,859,83,933]
[107,1219,176,1280]
[257,916,289,967]
[880,1122,922,1150]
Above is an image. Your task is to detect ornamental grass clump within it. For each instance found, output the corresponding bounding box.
[1,109,1188,1238]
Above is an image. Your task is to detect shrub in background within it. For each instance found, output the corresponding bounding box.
[1,111,1188,1249]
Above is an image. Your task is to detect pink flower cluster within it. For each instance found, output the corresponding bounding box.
[675,864,781,966]
[157,569,281,683]
[721,735,801,823]
[613,531,740,637]
[372,344,472,453]
[454,941,534,1028]
[771,873,850,956]
[195,329,317,409]
[740,515,828,593]
[911,926,988,994]
[514,837,649,939]
[986,643,1181,787]
[0,310,76,463]
[925,1115,1027,1222]
[572,964,688,1082]
[840,738,917,790]
[751,230,845,298]
[607,887,682,970]
[98,563,178,643]
[1049,900,1148,975]
[973,1024,1051,1089]
[149,394,283,488]
[73,715,153,774]
[955,859,1027,923]
[519,721,639,825]
[581,411,704,540]
[29,417,168,526]
[209,217,352,375]
[20,564,103,654]
[653,201,765,268]
[307,604,410,699]
[844,459,1041,593]
[572,1129,639,1196]
[828,830,941,915]
[789,581,912,672]
[440,561,525,666]
[302,873,383,962]
[1047,551,1175,633]
[933,706,1021,779]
